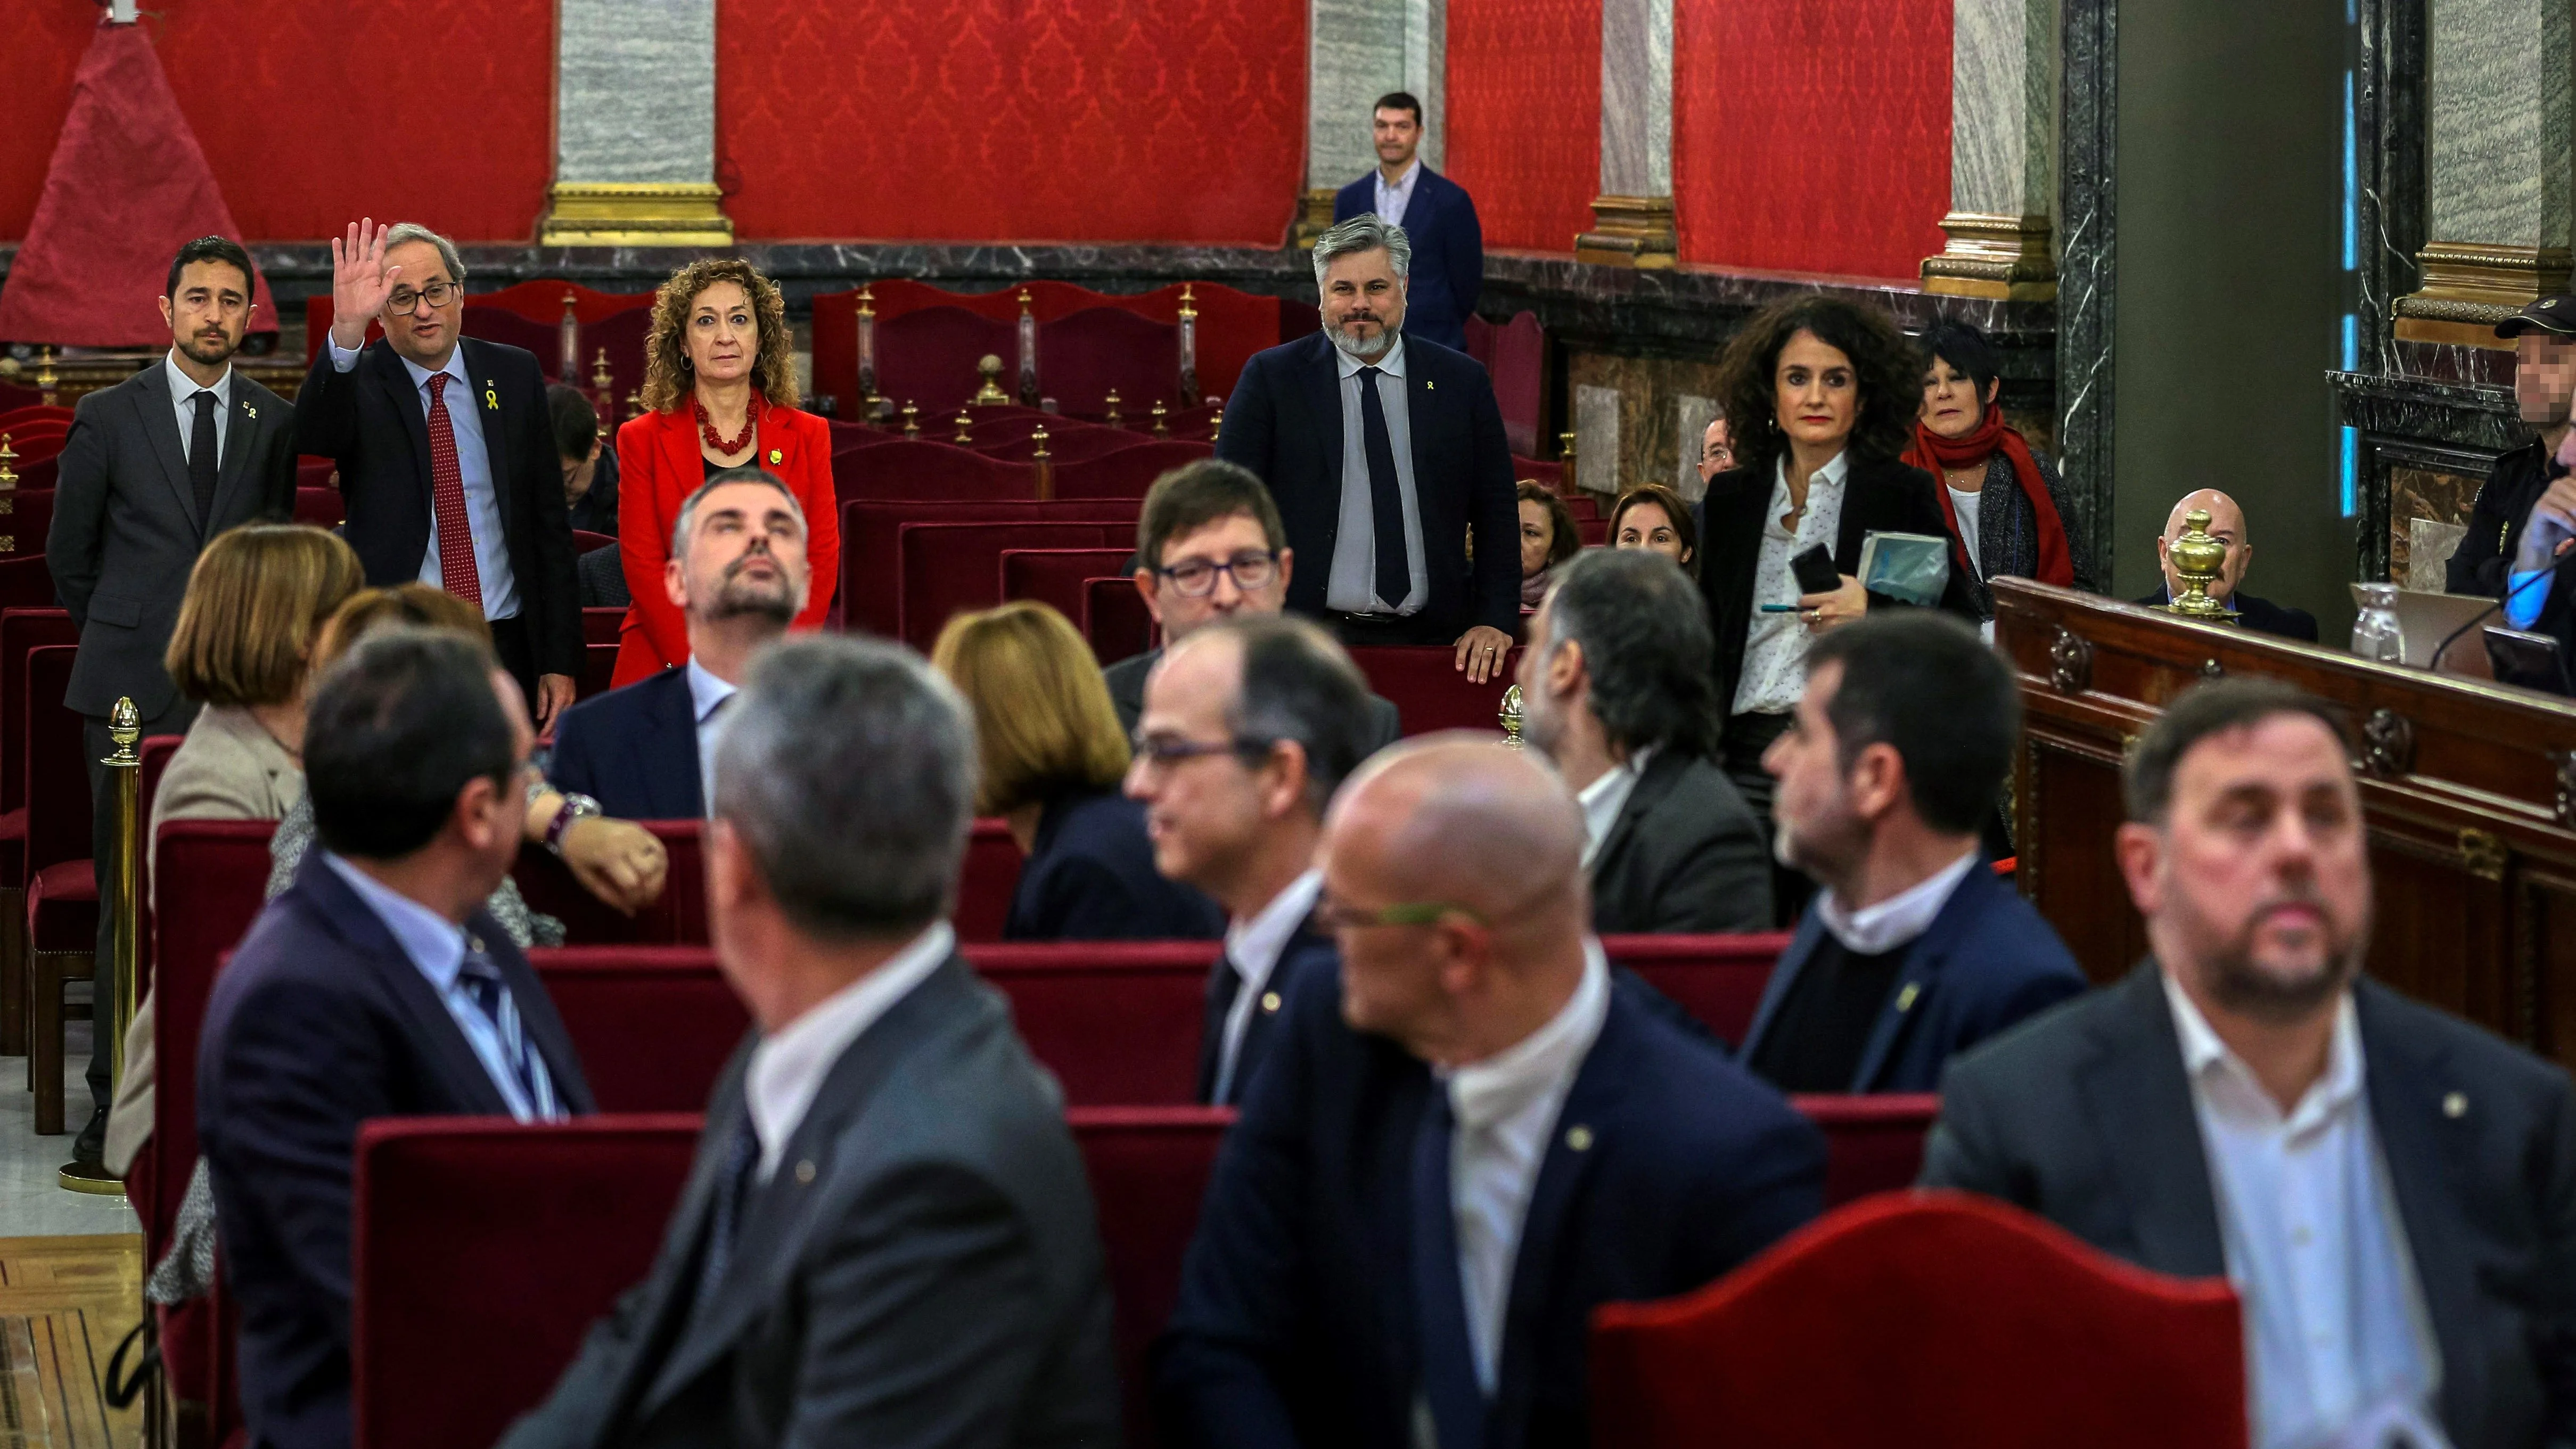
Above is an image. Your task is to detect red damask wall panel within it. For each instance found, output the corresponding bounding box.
[0,8,96,241]
[1672,0,1951,280]
[720,0,1306,244]
[1445,0,1602,254]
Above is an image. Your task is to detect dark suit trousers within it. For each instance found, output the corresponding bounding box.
[1325,609,1455,648]
[80,697,198,1141]
[488,616,543,715]
[1720,710,1815,930]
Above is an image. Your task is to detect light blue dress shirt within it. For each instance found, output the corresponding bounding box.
[1326,335,1428,615]
[326,337,521,621]
[322,852,563,1121]
[684,657,738,816]
[163,350,233,465]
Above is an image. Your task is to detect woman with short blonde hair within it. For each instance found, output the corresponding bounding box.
[932,602,1219,941]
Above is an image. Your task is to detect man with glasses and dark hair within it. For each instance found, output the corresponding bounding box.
[1125,614,1379,1105]
[1158,736,1822,1449]
[1106,459,1400,748]
[298,218,583,730]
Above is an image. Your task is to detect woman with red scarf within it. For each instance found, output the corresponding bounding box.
[1901,320,2094,623]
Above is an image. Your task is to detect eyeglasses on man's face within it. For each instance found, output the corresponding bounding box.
[387,280,460,314]
[1128,730,1278,772]
[1155,551,1278,599]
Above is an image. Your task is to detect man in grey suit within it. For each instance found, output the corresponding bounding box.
[503,634,1120,1449]
[1516,549,1770,934]
[46,233,295,1163]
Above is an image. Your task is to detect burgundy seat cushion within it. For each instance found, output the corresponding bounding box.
[967,942,1216,1106]
[1791,1094,1943,1208]
[1602,932,1790,1049]
[28,857,95,951]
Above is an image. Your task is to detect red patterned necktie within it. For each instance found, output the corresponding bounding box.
[425,372,484,612]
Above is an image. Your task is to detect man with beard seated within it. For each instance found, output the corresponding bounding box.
[547,468,810,820]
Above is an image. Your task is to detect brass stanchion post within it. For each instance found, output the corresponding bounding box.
[61,697,141,1194]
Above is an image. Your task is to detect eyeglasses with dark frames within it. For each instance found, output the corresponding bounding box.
[385,280,460,313]
[1154,551,1279,599]
[1129,730,1279,771]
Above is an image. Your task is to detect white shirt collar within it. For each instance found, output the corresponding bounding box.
[1767,448,1850,531]
[1812,848,1979,955]
[1332,333,1408,380]
[163,350,233,407]
[745,921,955,1177]
[1573,746,1652,869]
[397,346,470,397]
[1443,938,1612,1133]
[2162,969,2366,1135]
[1226,869,1323,986]
[684,656,740,725]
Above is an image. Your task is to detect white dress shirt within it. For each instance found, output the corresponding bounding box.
[1574,746,1653,869]
[2161,976,2447,1449]
[1374,159,1423,227]
[1212,869,1324,1104]
[327,336,520,621]
[685,657,739,814]
[1733,451,1849,715]
[745,921,955,1181]
[1810,847,1979,955]
[1441,938,1611,1392]
[164,351,233,464]
[321,852,563,1121]
[1948,485,1984,578]
[1327,336,1429,614]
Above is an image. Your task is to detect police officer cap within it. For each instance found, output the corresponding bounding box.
[2496,293,2576,338]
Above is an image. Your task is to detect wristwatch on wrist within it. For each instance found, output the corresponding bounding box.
[545,792,602,856]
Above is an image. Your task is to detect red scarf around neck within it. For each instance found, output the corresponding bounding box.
[1901,407,2074,587]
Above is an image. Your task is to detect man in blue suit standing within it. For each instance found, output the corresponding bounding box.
[1332,92,1483,352]
[547,468,810,820]
[1155,737,1823,1449]
[1738,612,2087,1093]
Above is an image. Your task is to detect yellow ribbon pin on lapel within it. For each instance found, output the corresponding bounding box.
[768,447,783,465]
[483,382,499,410]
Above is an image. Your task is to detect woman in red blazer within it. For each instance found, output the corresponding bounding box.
[611,258,840,685]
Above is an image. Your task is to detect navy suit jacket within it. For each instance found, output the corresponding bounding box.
[548,667,701,820]
[199,850,595,1449]
[1195,919,1340,1106]
[1738,865,2087,1094]
[1213,331,1519,637]
[1154,962,1825,1449]
[1005,790,1224,942]
[1333,168,1484,351]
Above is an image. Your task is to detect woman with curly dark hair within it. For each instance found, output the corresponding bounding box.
[610,258,841,685]
[1697,294,1966,829]
[1516,479,1581,607]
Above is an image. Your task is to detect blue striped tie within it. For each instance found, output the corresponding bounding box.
[456,945,546,1114]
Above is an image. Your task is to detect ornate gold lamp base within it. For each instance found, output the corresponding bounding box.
[539,183,734,248]
[2160,509,2240,626]
[59,1159,125,1196]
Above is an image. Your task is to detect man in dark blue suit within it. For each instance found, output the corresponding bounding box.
[548,468,811,819]
[1331,92,1483,352]
[1155,738,1824,1449]
[1126,614,1385,1104]
[1215,215,1519,676]
[200,629,595,1449]
[1739,611,2085,1092]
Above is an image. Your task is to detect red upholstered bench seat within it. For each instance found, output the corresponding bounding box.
[1791,1093,1941,1207]
[1346,644,1525,736]
[897,518,1128,650]
[27,857,94,950]
[841,498,1140,641]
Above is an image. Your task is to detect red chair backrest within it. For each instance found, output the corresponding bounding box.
[0,405,73,431]
[1489,312,1547,458]
[1790,1093,1942,1208]
[1069,1106,1234,1449]
[1576,517,1609,546]
[531,947,750,1111]
[1000,548,1136,622]
[970,941,1217,1105]
[1,607,76,820]
[134,732,183,976]
[840,498,1141,640]
[0,489,54,556]
[1036,306,1182,417]
[0,553,54,609]
[571,528,617,555]
[578,642,618,700]
[583,309,654,410]
[10,456,61,492]
[351,1116,701,1449]
[1082,577,1155,666]
[1599,932,1790,1048]
[978,426,1151,464]
[293,487,346,527]
[1051,439,1216,499]
[581,606,625,646]
[24,645,87,872]
[1513,455,1564,491]
[458,305,564,379]
[1345,645,1522,736]
[146,820,278,1258]
[834,439,1039,505]
[896,520,1124,650]
[297,455,337,489]
[1588,1192,2247,1448]
[875,307,1020,414]
[958,816,1024,942]
[509,820,705,945]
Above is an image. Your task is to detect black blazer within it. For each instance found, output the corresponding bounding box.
[547,666,701,820]
[1105,646,1402,755]
[501,955,1122,1449]
[48,363,297,718]
[1331,168,1485,351]
[2450,437,2548,599]
[1154,964,1825,1449]
[2132,585,2320,643]
[1922,965,2576,1448]
[1005,790,1224,942]
[1697,453,1973,711]
[1214,331,1519,637]
[294,338,582,676]
[1588,749,1771,935]
[199,850,596,1449]
[1195,915,1340,1106]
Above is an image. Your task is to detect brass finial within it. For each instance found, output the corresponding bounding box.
[973,354,1008,406]
[1499,685,1525,748]
[0,435,15,493]
[108,695,141,764]
[954,411,974,443]
[1151,401,1169,438]
[1031,425,1050,461]
[1018,288,1033,316]
[2161,509,2239,626]
[1210,403,1223,443]
[857,282,875,318]
[1177,283,1197,321]
[1104,389,1123,428]
[37,347,59,407]
[901,402,920,437]
[590,347,612,396]
[623,388,642,422]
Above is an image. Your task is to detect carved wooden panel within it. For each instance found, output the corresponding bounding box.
[2022,736,2145,986]
[2515,868,2576,1063]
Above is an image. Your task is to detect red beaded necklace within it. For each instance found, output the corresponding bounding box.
[695,393,761,456]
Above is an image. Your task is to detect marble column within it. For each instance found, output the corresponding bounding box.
[1299,0,1446,243]
[1922,0,2057,300]
[2392,0,2573,346]
[540,0,732,247]
[1574,0,1676,267]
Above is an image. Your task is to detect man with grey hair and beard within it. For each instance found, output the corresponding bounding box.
[1216,214,1519,679]
[506,634,1121,1448]
[1923,679,2576,1449]
[548,467,810,820]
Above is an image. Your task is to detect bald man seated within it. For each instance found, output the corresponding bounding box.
[1154,738,1825,1449]
[2133,488,2319,642]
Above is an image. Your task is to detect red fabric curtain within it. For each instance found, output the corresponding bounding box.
[719,0,1306,244]
[1672,0,1952,280]
[1444,0,1603,253]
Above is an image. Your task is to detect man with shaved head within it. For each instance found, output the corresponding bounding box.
[2135,488,2318,641]
[1156,736,1824,1449]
